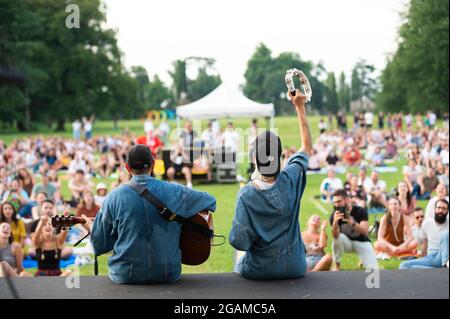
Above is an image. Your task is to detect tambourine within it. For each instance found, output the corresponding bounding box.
[285,68,312,103]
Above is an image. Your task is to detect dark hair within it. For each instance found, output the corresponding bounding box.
[75,169,85,175]
[435,199,449,209]
[413,207,424,213]
[333,189,349,199]
[0,202,19,226]
[42,199,54,206]
[396,183,413,206]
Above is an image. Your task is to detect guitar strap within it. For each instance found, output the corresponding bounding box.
[127,181,213,239]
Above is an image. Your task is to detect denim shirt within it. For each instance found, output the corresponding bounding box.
[230,152,309,280]
[91,175,216,284]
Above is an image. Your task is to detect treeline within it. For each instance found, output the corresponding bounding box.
[377,0,449,114]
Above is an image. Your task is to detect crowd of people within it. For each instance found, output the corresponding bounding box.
[299,110,449,271]
[0,110,449,278]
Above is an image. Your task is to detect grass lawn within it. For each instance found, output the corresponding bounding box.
[0,116,436,275]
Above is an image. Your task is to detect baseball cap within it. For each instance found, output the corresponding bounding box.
[96,183,107,191]
[126,144,154,170]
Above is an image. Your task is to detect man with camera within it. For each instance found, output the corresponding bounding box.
[330,189,378,271]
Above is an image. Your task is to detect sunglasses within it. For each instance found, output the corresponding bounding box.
[415,216,424,220]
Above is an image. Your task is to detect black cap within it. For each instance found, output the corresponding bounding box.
[126,144,154,170]
[250,131,282,178]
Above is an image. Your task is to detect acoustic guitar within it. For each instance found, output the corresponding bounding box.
[51,212,214,266]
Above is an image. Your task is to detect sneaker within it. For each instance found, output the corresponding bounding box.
[186,182,193,189]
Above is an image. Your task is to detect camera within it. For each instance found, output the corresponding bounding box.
[335,206,349,225]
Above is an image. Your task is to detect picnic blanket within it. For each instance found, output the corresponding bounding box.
[22,255,76,269]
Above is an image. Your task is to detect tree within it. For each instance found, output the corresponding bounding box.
[147,75,171,110]
[325,72,338,113]
[338,72,350,111]
[0,0,140,131]
[377,0,449,113]
[351,59,378,110]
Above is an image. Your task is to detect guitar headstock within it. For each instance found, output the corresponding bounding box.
[51,215,85,230]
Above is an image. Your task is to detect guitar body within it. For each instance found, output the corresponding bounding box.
[180,211,213,266]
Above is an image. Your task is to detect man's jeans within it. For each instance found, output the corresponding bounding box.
[400,232,449,269]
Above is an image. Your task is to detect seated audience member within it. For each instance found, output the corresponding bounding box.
[68,152,88,176]
[31,192,49,220]
[400,199,449,269]
[68,169,93,204]
[438,165,449,192]
[0,222,31,277]
[347,175,367,208]
[0,202,26,247]
[47,169,61,190]
[302,215,332,272]
[136,130,164,157]
[357,167,371,188]
[342,146,362,167]
[330,190,378,271]
[192,153,213,182]
[308,149,321,171]
[31,174,56,201]
[411,208,425,251]
[32,215,71,276]
[425,183,448,219]
[96,154,110,178]
[384,137,398,160]
[29,200,72,259]
[364,171,387,212]
[326,150,340,166]
[94,183,108,208]
[2,179,32,218]
[370,146,385,167]
[166,144,193,189]
[111,169,130,189]
[397,181,417,219]
[403,159,423,192]
[76,190,100,219]
[413,167,440,200]
[320,168,343,203]
[17,167,34,197]
[375,198,418,257]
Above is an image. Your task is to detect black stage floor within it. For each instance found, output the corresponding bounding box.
[1,269,448,299]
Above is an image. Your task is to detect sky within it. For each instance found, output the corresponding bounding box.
[104,0,409,85]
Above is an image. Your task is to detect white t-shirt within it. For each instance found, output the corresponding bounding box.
[363,179,387,193]
[68,159,88,175]
[425,196,450,220]
[403,165,423,183]
[440,149,449,165]
[144,120,154,133]
[84,122,92,132]
[222,130,240,153]
[429,113,437,125]
[420,218,449,254]
[364,112,374,125]
[320,177,343,194]
[72,121,81,131]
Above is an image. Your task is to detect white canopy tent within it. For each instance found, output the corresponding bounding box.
[176,83,275,128]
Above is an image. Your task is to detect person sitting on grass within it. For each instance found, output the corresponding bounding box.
[400,199,449,269]
[76,190,100,219]
[396,181,417,220]
[32,214,71,277]
[0,222,31,277]
[364,171,387,213]
[229,89,313,280]
[374,197,418,258]
[411,207,425,253]
[425,183,448,220]
[330,189,378,271]
[68,169,93,205]
[412,167,440,201]
[302,215,332,272]
[29,199,72,259]
[0,202,26,247]
[320,167,343,203]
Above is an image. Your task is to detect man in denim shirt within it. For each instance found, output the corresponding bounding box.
[83,144,216,284]
[230,89,313,280]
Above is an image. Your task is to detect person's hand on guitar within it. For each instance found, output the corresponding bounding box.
[80,214,93,232]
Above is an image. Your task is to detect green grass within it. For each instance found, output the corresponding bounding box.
[0,116,437,275]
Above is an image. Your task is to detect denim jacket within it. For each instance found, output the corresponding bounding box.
[91,175,216,284]
[229,152,309,280]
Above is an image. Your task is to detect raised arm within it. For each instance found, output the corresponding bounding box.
[288,89,313,156]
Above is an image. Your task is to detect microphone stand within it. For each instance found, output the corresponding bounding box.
[72,230,98,276]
